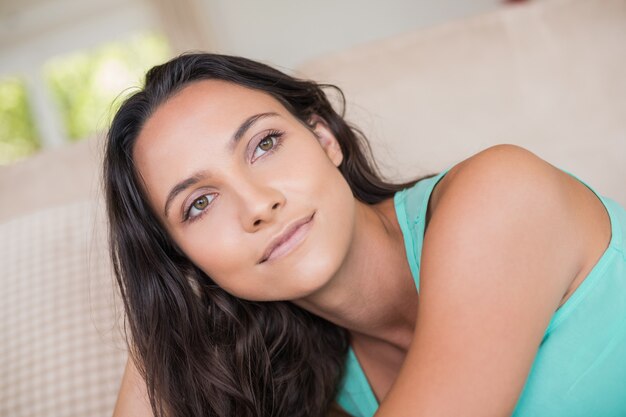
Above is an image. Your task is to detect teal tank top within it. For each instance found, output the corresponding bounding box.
[335,165,626,417]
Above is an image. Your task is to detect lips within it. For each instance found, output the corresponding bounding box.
[259,212,315,263]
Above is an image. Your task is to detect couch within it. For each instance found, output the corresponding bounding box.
[1,0,624,415]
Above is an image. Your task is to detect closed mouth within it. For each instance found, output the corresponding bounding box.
[259,212,315,263]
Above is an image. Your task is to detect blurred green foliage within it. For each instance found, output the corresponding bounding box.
[0,31,170,165]
[0,77,40,165]
[45,31,170,141]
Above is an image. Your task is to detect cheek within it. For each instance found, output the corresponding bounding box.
[298,164,357,282]
[176,223,245,279]
[284,142,346,198]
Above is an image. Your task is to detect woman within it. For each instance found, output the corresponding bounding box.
[106,53,626,417]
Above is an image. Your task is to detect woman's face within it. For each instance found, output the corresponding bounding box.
[133,80,356,301]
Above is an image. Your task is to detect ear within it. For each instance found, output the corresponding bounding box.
[309,115,343,167]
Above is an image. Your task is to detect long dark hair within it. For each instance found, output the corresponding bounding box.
[104,53,435,417]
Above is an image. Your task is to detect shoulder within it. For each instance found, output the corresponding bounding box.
[425,144,551,226]
[432,144,588,249]
[437,143,572,209]
[374,145,591,414]
[439,144,613,307]
[425,143,589,299]
[421,144,588,316]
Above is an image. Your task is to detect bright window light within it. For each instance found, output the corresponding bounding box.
[43,30,170,142]
[0,76,40,165]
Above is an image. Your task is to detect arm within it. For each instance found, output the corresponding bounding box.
[376,145,587,416]
[112,357,154,417]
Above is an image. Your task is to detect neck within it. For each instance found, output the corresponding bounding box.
[291,197,418,352]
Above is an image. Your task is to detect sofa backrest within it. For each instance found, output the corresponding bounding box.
[0,134,127,417]
[297,0,626,207]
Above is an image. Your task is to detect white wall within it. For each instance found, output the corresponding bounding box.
[0,0,505,150]
[0,0,158,74]
[0,0,505,73]
[199,0,503,70]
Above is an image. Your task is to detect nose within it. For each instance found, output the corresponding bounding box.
[235,177,286,232]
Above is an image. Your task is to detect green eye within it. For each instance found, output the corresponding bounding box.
[192,196,209,210]
[251,131,284,161]
[184,193,216,223]
[258,136,274,151]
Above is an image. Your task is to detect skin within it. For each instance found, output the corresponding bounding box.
[133,79,420,352]
[135,79,354,302]
[127,79,610,416]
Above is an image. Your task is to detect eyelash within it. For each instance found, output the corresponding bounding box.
[182,130,285,223]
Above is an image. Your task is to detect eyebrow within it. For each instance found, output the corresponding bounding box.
[163,112,279,218]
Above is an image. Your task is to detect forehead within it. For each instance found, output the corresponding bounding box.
[137,79,285,148]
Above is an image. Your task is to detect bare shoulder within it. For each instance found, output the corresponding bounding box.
[427,143,589,284]
[431,143,609,286]
[425,144,545,227]
[374,144,608,415]
[433,143,579,211]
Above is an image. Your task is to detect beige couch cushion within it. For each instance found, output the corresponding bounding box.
[298,0,626,207]
[0,134,126,416]
[0,135,105,223]
[0,200,126,417]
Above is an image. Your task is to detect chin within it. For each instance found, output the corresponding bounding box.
[289,238,352,302]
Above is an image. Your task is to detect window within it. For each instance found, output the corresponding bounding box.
[0,0,171,165]
[0,76,40,164]
[0,31,169,165]
[44,31,170,142]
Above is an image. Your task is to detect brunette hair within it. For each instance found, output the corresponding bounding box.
[104,53,434,417]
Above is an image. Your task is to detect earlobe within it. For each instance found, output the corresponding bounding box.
[309,115,344,167]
